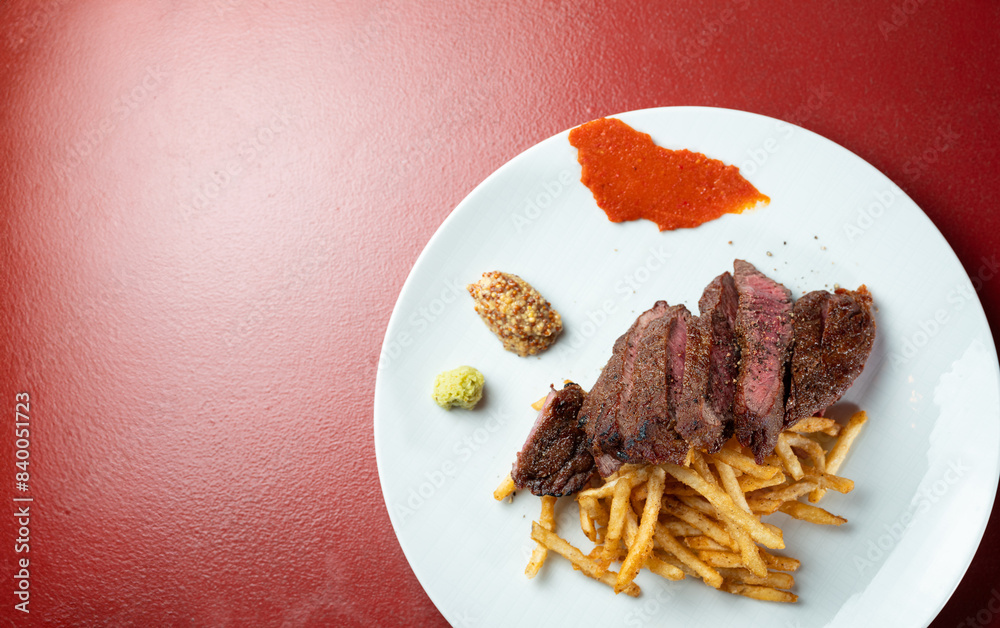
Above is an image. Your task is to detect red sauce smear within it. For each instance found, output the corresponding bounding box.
[568,117,770,231]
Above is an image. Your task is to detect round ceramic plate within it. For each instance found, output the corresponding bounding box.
[373,106,1000,627]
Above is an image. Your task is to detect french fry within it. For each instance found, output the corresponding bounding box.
[783,432,827,472]
[716,567,795,589]
[711,448,782,479]
[697,549,745,569]
[749,479,819,504]
[622,505,639,548]
[577,495,609,546]
[727,521,767,578]
[599,476,633,569]
[645,552,686,581]
[579,500,599,543]
[802,467,854,494]
[589,544,626,563]
[811,411,866,502]
[760,550,800,572]
[662,463,785,550]
[788,416,841,436]
[530,523,641,597]
[660,496,734,549]
[715,461,752,514]
[683,535,729,551]
[722,582,798,603]
[616,467,666,592]
[659,519,703,538]
[654,523,723,588]
[746,497,784,516]
[691,450,719,486]
[778,500,847,526]
[502,405,869,603]
[827,411,867,473]
[579,466,652,500]
[775,433,805,481]
[737,472,787,493]
[530,395,547,411]
[676,495,717,517]
[525,496,557,578]
[493,473,515,501]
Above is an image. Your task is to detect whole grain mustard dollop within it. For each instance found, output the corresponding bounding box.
[467,271,563,357]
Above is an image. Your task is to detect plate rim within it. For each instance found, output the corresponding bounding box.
[373,105,1000,627]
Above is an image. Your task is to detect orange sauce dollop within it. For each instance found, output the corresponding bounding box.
[568,117,769,231]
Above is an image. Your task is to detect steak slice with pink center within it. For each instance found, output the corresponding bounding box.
[732,259,794,463]
[620,303,691,465]
[676,271,739,453]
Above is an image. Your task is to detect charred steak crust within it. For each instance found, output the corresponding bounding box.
[572,261,875,475]
[579,301,691,476]
[785,286,876,426]
[511,382,595,496]
[621,304,691,465]
[676,272,739,453]
[576,324,630,477]
[578,301,672,476]
[732,260,794,463]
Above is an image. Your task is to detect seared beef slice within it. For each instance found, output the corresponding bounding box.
[512,382,594,496]
[620,303,691,465]
[732,260,794,463]
[785,286,876,425]
[577,301,687,476]
[577,301,664,476]
[575,309,647,477]
[676,272,739,453]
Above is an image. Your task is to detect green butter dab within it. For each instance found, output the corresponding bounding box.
[432,366,485,410]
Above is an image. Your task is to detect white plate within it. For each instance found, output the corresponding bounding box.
[373,106,1000,628]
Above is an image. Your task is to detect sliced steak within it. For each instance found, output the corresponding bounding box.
[785,286,876,425]
[512,382,594,496]
[575,323,635,477]
[732,260,794,463]
[676,272,739,453]
[578,301,687,476]
[619,303,691,465]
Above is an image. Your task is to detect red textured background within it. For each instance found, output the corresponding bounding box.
[1,1,998,626]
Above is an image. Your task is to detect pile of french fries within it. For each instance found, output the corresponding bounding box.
[495,411,867,602]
